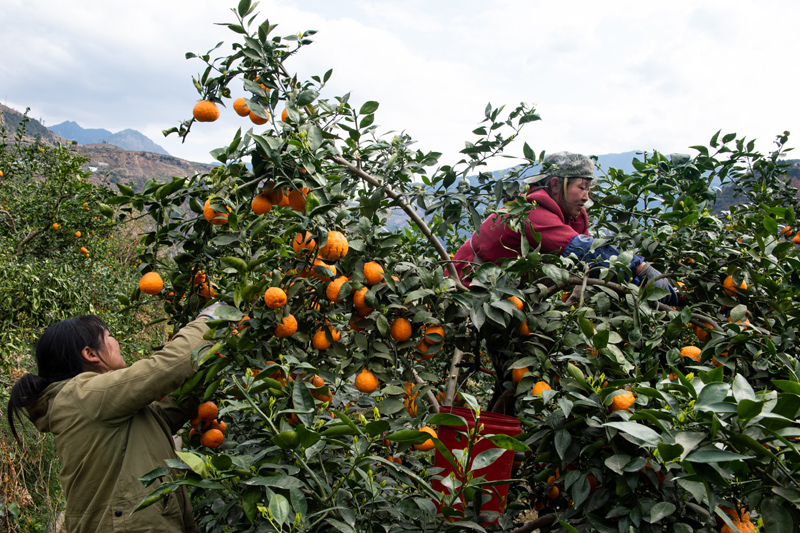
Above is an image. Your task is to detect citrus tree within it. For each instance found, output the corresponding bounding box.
[116,3,800,532]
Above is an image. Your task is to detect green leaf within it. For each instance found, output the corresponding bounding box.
[763,214,779,234]
[604,454,631,475]
[375,314,389,336]
[133,483,174,512]
[603,422,661,446]
[220,256,247,275]
[471,448,505,470]
[386,429,430,443]
[176,451,209,478]
[297,89,319,106]
[657,442,684,462]
[360,101,379,114]
[427,413,468,427]
[293,380,317,427]
[737,398,763,422]
[484,434,530,452]
[761,497,794,532]
[555,429,572,460]
[593,329,609,350]
[578,313,595,338]
[685,449,754,462]
[269,494,292,525]
[648,502,676,523]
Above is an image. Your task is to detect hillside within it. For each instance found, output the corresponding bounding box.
[1,104,214,191]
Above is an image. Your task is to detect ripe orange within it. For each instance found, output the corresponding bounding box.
[264,287,288,308]
[203,199,231,225]
[288,187,308,212]
[197,401,218,421]
[192,271,206,285]
[363,261,384,285]
[680,346,701,362]
[414,426,437,451]
[353,287,371,309]
[286,413,300,425]
[390,317,412,342]
[237,316,250,331]
[782,225,793,236]
[326,276,349,302]
[193,100,220,122]
[198,282,216,299]
[319,231,349,261]
[404,382,419,416]
[251,193,272,215]
[276,188,291,207]
[52,223,60,230]
[416,341,434,360]
[138,272,163,295]
[310,375,332,402]
[723,275,748,296]
[274,314,298,338]
[281,108,289,122]
[512,367,528,384]
[208,419,227,432]
[354,368,379,393]
[519,321,531,336]
[547,485,560,499]
[233,97,250,117]
[312,327,341,350]
[423,324,445,344]
[609,391,635,412]
[693,322,711,342]
[794,233,800,245]
[79,246,89,255]
[200,428,224,448]
[293,232,316,255]
[311,258,336,281]
[507,296,523,310]
[248,110,268,124]
[74,231,81,237]
[532,381,552,396]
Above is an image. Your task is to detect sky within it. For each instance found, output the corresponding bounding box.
[1,0,798,171]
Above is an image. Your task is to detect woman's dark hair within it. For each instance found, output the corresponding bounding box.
[7,315,108,441]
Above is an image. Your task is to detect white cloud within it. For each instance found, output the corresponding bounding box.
[1,0,797,168]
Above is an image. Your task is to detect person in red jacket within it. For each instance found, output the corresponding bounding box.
[453,151,676,302]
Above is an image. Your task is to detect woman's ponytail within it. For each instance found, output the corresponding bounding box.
[8,374,52,440]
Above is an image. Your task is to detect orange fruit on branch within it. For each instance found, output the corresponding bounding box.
[507,296,523,311]
[79,247,88,255]
[312,327,341,350]
[203,199,231,225]
[274,314,298,338]
[423,324,445,344]
[311,258,336,281]
[519,321,531,336]
[248,110,269,124]
[74,231,81,237]
[532,381,552,396]
[793,233,800,245]
[293,232,316,255]
[197,401,218,421]
[413,426,437,451]
[326,276,349,302]
[281,107,289,122]
[193,100,220,122]
[363,261,385,285]
[233,97,250,117]
[416,341,434,360]
[609,391,635,412]
[390,317,412,342]
[198,282,216,299]
[319,231,349,261]
[200,428,224,448]
[138,272,164,295]
[288,187,308,212]
[208,419,227,432]
[251,193,273,215]
[264,287,288,309]
[354,368,379,393]
[723,275,747,296]
[781,225,793,236]
[512,367,528,384]
[680,346,701,362]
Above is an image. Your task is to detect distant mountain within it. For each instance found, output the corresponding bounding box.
[49,121,111,144]
[49,121,170,156]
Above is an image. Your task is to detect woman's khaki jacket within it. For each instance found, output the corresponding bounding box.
[26,318,210,532]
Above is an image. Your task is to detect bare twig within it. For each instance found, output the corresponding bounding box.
[331,155,467,291]
[510,512,558,533]
[0,209,16,233]
[412,367,440,414]
[444,347,465,406]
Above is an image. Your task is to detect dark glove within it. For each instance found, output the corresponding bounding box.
[639,264,678,306]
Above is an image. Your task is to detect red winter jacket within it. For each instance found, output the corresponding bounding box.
[453,188,588,286]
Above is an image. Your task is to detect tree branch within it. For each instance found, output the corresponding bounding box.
[444,347,465,406]
[412,367,440,414]
[510,512,558,533]
[331,155,466,291]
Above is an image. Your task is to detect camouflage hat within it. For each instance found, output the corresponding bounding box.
[525,151,595,183]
